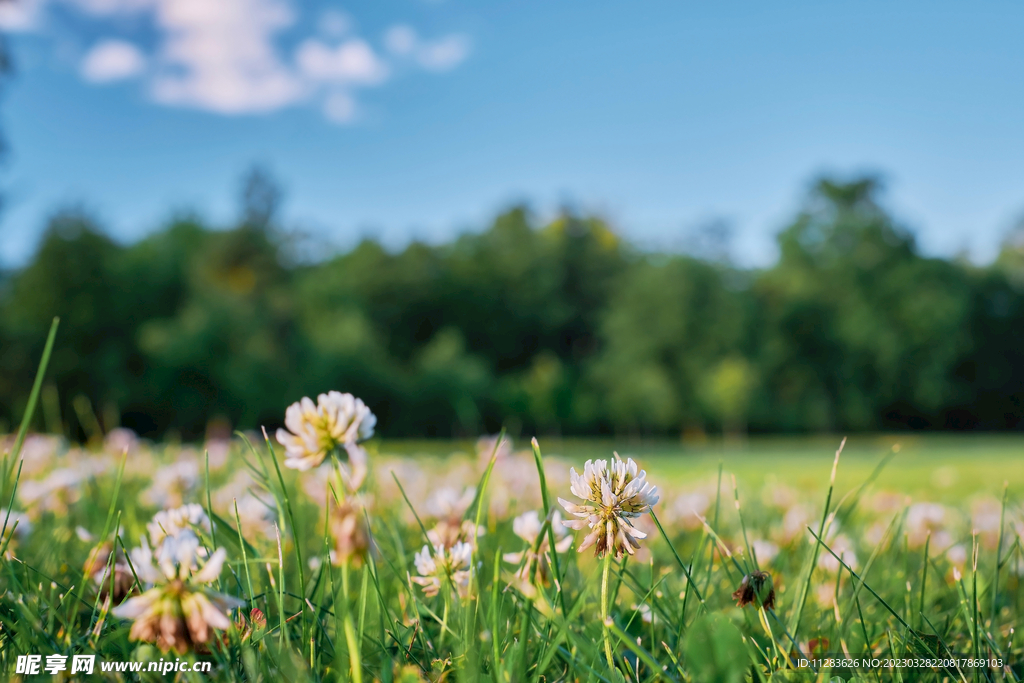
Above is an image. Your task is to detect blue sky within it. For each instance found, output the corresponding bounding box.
[1,0,1022,267]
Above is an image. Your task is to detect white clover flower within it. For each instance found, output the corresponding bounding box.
[503,510,573,585]
[427,519,484,549]
[276,391,375,475]
[423,485,481,548]
[148,503,211,550]
[558,454,659,559]
[411,541,473,598]
[113,530,242,654]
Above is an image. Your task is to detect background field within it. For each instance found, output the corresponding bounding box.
[382,434,1024,501]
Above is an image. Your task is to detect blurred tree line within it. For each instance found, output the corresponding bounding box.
[2,171,1024,440]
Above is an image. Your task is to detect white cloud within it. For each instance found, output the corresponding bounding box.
[68,0,153,16]
[149,0,305,113]
[415,34,469,72]
[0,0,47,30]
[81,39,147,82]
[383,25,470,72]
[296,39,389,85]
[3,0,471,120]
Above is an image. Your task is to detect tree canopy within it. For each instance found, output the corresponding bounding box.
[2,176,1022,440]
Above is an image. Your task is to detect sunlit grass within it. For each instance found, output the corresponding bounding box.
[2,322,1023,681]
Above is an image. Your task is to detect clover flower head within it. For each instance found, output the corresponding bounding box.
[503,510,573,585]
[113,529,242,654]
[411,541,473,598]
[427,519,484,549]
[276,391,375,475]
[557,453,659,559]
[330,497,370,565]
[148,503,211,549]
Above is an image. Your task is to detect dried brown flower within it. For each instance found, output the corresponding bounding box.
[732,571,776,610]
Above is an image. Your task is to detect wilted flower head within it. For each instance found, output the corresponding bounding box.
[733,571,776,610]
[233,607,267,643]
[411,542,473,598]
[503,510,573,585]
[276,391,375,477]
[112,530,242,654]
[83,542,136,604]
[558,454,659,559]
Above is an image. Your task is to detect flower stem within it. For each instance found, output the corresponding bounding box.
[342,559,362,683]
[600,550,615,670]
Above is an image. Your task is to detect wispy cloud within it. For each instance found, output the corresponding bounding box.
[384,24,471,72]
[81,39,147,82]
[0,0,471,123]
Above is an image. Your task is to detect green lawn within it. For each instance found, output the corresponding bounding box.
[380,433,1024,500]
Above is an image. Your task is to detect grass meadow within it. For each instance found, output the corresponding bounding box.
[2,323,1024,682]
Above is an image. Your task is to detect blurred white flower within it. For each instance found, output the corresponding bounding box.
[276,391,375,477]
[0,508,31,538]
[670,491,710,530]
[142,459,199,508]
[818,533,858,573]
[104,427,139,455]
[558,454,659,559]
[751,538,780,565]
[946,544,968,569]
[204,437,232,470]
[774,503,814,545]
[148,503,211,550]
[476,434,512,464]
[19,459,107,513]
[411,541,473,598]
[906,502,953,550]
[15,434,63,478]
[426,486,476,520]
[971,498,1006,550]
[631,602,654,624]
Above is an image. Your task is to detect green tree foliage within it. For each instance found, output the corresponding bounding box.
[1,175,1022,439]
